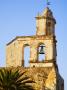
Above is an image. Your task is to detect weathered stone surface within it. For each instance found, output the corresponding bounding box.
[3,66,63,90]
[6,7,64,90]
[6,7,56,67]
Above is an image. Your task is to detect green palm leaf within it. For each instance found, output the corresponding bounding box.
[0,68,34,90]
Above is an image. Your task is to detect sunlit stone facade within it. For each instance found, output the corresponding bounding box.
[6,7,64,90]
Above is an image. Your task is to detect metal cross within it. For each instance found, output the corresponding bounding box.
[46,0,50,7]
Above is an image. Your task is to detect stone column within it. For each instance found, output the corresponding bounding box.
[30,45,38,63]
[17,44,24,67]
[21,46,24,66]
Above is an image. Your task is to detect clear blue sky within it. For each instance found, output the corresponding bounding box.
[0,0,66,89]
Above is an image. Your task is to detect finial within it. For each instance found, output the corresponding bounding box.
[46,0,50,7]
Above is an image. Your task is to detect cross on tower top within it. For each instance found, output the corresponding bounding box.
[46,0,50,7]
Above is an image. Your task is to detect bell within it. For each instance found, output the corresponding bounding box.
[39,45,45,54]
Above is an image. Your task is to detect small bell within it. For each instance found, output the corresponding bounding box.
[39,45,45,54]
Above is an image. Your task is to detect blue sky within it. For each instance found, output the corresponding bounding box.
[0,0,67,89]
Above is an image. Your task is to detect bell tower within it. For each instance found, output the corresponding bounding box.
[36,7,56,36]
[6,7,57,67]
[28,7,57,67]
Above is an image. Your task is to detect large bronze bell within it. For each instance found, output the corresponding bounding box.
[39,45,45,54]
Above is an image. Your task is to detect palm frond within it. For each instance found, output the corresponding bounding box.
[0,68,34,90]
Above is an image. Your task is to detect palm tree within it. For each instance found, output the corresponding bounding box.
[0,68,34,90]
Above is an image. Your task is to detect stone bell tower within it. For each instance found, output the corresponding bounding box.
[36,7,56,36]
[6,6,64,90]
[6,7,57,67]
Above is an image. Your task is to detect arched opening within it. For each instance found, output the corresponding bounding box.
[24,44,30,67]
[38,43,45,62]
